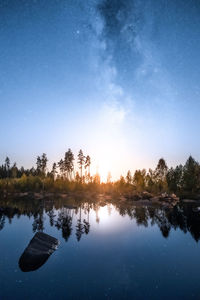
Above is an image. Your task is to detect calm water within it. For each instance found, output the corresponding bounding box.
[0,198,200,299]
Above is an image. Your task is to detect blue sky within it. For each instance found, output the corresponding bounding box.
[0,0,200,180]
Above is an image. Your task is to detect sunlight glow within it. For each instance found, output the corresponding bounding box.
[89,102,130,181]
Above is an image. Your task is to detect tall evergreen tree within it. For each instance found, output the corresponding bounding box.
[51,163,57,180]
[5,157,10,177]
[36,156,42,175]
[133,169,146,191]
[155,158,168,181]
[126,170,132,184]
[78,149,85,180]
[41,153,48,176]
[166,165,183,193]
[182,156,200,195]
[64,149,74,180]
[154,158,168,192]
[85,155,91,182]
[85,155,91,174]
[58,159,65,177]
[11,163,18,178]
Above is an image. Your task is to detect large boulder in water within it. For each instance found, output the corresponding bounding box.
[19,232,59,272]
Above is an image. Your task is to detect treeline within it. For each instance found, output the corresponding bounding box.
[0,151,200,199]
[116,156,200,199]
[0,149,91,181]
[0,149,99,194]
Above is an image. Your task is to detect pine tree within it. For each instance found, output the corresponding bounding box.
[78,150,85,180]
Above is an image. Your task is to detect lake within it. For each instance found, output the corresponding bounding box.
[0,197,200,299]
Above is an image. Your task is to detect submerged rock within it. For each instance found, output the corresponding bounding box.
[19,232,59,272]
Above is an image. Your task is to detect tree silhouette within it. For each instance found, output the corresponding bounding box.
[51,163,57,180]
[41,153,48,176]
[166,165,183,193]
[78,149,85,181]
[58,159,65,178]
[64,149,74,180]
[155,158,168,181]
[133,169,146,192]
[126,170,132,184]
[85,155,91,181]
[182,156,200,196]
[154,158,168,192]
[36,156,42,176]
[5,157,10,177]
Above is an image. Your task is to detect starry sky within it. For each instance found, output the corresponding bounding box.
[0,0,200,180]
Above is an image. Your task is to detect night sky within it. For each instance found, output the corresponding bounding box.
[1,0,200,179]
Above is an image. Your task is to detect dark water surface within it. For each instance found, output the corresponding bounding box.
[0,198,200,299]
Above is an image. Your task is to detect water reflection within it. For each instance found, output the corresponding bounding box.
[1,198,200,242]
[55,208,73,241]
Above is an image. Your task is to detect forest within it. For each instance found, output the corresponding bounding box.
[0,149,200,200]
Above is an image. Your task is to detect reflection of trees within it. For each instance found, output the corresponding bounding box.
[153,209,171,238]
[0,215,5,231]
[2,198,200,243]
[32,210,44,232]
[47,209,56,227]
[115,202,200,241]
[134,207,148,227]
[76,206,84,241]
[55,208,73,242]
[83,204,90,235]
[93,203,100,224]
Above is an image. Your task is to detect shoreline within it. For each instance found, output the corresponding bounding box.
[1,191,200,208]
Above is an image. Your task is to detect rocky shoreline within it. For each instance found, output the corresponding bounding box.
[1,190,199,209]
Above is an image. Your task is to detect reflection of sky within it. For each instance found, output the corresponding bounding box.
[80,205,137,234]
[1,0,200,179]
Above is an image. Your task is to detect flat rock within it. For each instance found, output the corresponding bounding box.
[19,232,59,272]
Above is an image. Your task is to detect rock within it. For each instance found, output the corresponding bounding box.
[19,232,59,272]
[171,193,177,198]
[59,193,68,199]
[141,191,153,199]
[161,192,168,198]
